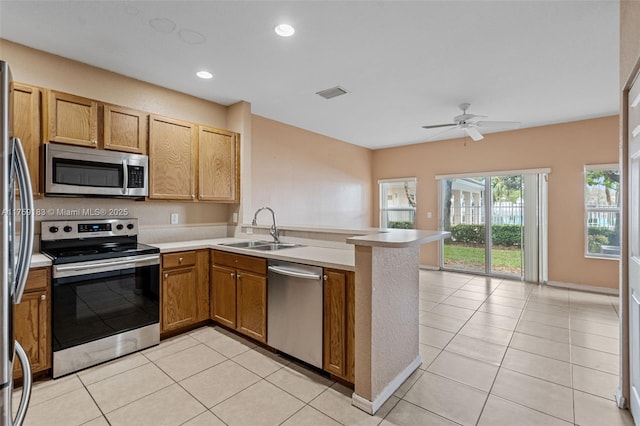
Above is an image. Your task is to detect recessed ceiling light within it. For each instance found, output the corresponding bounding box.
[196,71,213,79]
[275,24,295,37]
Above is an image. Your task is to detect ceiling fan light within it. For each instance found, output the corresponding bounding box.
[465,127,484,141]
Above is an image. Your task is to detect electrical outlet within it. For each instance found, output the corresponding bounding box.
[427,211,432,219]
[246,228,253,235]
[170,213,179,224]
[232,212,238,223]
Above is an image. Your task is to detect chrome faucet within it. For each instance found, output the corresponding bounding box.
[251,207,280,243]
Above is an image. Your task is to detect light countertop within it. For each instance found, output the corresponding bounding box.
[31,253,52,268]
[152,238,356,271]
[346,229,451,248]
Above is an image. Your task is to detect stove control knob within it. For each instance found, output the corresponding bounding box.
[63,226,72,233]
[127,224,134,230]
[116,224,124,230]
[49,226,59,233]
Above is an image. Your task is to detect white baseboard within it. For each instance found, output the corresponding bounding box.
[547,280,619,295]
[419,264,439,271]
[351,355,422,415]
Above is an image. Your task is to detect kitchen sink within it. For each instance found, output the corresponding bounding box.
[219,241,302,251]
[250,243,300,251]
[219,240,272,248]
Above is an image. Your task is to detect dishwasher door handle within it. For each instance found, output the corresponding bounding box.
[268,265,322,280]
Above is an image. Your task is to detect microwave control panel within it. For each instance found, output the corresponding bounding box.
[127,166,146,188]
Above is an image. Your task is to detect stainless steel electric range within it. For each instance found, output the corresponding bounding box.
[40,218,160,378]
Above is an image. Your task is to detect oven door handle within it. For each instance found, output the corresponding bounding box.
[54,255,160,273]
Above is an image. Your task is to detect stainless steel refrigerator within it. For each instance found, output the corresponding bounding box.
[0,60,35,425]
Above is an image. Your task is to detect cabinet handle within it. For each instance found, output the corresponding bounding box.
[323,275,328,281]
[229,272,235,278]
[91,140,97,145]
[164,273,168,279]
[179,257,183,263]
[237,273,241,279]
[40,294,46,301]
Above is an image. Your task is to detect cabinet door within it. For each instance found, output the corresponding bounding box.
[12,83,43,197]
[46,90,98,147]
[323,269,355,382]
[149,114,195,200]
[198,126,239,202]
[211,265,237,328]
[161,266,197,332]
[236,271,267,343]
[103,104,148,154]
[14,290,49,379]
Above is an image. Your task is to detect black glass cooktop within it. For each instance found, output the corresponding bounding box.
[41,238,159,265]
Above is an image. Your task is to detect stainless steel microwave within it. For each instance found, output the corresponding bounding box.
[45,143,149,198]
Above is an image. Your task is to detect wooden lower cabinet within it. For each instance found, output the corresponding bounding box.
[323,268,355,383]
[210,250,267,343]
[211,265,237,328]
[14,268,50,379]
[161,250,209,333]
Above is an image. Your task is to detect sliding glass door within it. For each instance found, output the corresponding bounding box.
[440,173,533,279]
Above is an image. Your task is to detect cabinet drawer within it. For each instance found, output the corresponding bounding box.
[162,251,197,269]
[212,250,266,275]
[25,268,49,292]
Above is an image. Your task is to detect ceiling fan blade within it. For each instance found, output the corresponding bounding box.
[465,127,484,141]
[475,120,521,129]
[422,123,457,129]
[426,125,461,141]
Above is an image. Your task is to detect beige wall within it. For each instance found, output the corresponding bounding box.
[373,116,620,289]
[621,1,640,88]
[0,39,231,228]
[251,115,373,228]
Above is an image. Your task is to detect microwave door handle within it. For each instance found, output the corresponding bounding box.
[122,160,128,195]
[13,138,34,304]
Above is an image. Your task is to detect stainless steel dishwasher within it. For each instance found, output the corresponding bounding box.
[267,260,323,368]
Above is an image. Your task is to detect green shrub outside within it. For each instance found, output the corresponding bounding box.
[588,234,609,253]
[587,226,619,246]
[388,221,414,229]
[450,224,522,247]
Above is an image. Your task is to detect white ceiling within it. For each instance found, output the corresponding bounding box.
[0,1,619,149]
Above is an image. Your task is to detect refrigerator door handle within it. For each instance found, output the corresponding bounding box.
[12,341,32,426]
[12,138,34,304]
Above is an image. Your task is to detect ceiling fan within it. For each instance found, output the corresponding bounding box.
[422,103,521,141]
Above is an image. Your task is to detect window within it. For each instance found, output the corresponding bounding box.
[584,164,620,258]
[379,178,416,229]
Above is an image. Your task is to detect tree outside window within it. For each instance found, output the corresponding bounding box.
[584,165,620,259]
[379,178,416,229]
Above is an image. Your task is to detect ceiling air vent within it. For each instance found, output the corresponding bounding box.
[316,86,349,99]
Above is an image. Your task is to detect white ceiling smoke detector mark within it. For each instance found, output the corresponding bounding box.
[275,24,295,37]
[316,86,349,100]
[149,17,176,34]
[179,29,206,44]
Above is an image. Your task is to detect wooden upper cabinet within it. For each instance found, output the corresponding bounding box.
[45,90,98,148]
[103,104,148,154]
[148,114,195,200]
[198,126,239,202]
[12,83,43,197]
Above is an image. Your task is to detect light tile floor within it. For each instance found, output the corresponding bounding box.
[13,270,636,425]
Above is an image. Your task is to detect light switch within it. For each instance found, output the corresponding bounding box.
[170,213,179,224]
[427,211,432,219]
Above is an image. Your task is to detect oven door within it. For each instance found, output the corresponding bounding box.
[52,254,160,354]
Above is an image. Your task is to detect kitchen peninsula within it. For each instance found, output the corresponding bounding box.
[153,227,449,415]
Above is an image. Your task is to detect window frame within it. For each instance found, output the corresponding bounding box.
[584,163,620,260]
[378,177,417,229]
